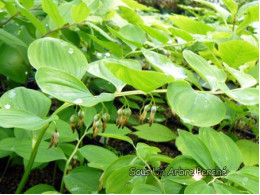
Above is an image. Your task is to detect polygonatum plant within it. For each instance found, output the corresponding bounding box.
[0,0,259,194]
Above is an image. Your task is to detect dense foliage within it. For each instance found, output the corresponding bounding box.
[0,0,259,194]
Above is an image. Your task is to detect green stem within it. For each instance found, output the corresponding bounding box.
[15,124,50,194]
[124,41,196,57]
[60,131,88,193]
[134,146,166,193]
[15,103,71,194]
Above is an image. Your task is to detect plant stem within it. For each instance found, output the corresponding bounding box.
[134,146,166,193]
[15,103,71,194]
[124,41,196,57]
[41,22,84,37]
[15,124,50,194]
[60,131,88,193]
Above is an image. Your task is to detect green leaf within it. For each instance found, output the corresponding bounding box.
[222,87,259,106]
[140,25,169,44]
[169,27,193,41]
[103,155,142,185]
[0,44,27,83]
[169,15,214,35]
[121,0,156,11]
[183,50,226,91]
[28,38,88,79]
[79,145,118,170]
[142,49,186,80]
[226,166,259,194]
[222,0,238,17]
[106,63,173,92]
[17,5,47,36]
[0,87,51,118]
[184,180,214,194]
[0,109,58,131]
[133,123,176,142]
[176,130,214,169]
[224,64,257,88]
[42,0,65,27]
[72,1,90,23]
[213,183,242,194]
[199,128,242,172]
[167,81,226,127]
[64,166,101,194]
[99,133,133,145]
[36,67,114,107]
[194,0,231,22]
[162,156,199,185]
[88,34,123,57]
[162,180,182,194]
[106,165,146,194]
[108,25,146,50]
[236,140,259,166]
[24,184,56,194]
[131,184,161,194]
[118,6,144,25]
[87,59,141,91]
[236,4,259,35]
[218,40,259,69]
[0,29,27,47]
[0,138,65,162]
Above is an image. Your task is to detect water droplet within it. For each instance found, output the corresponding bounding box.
[68,48,74,54]
[243,177,248,182]
[25,71,28,75]
[167,40,173,44]
[105,52,110,57]
[9,90,16,98]
[4,104,11,109]
[45,24,49,27]
[96,52,102,57]
[73,98,83,104]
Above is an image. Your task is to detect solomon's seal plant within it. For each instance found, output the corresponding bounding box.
[0,0,259,194]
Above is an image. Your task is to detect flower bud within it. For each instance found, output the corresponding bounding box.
[102,113,110,122]
[49,129,59,148]
[149,106,157,126]
[77,110,85,128]
[70,115,78,132]
[93,120,102,139]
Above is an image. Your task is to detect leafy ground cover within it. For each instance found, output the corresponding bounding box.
[0,0,259,194]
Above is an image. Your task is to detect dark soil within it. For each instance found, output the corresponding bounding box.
[0,161,62,194]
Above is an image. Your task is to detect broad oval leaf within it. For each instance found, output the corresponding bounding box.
[87,59,141,91]
[184,180,214,194]
[0,29,27,47]
[131,184,162,194]
[0,87,51,117]
[183,50,226,91]
[223,87,259,105]
[199,128,242,172]
[236,140,259,166]
[28,38,88,79]
[0,109,58,131]
[176,130,214,169]
[169,15,214,35]
[142,49,186,80]
[218,40,259,69]
[213,183,242,194]
[42,0,65,27]
[224,64,257,88]
[64,166,101,194]
[36,67,115,107]
[71,1,90,23]
[79,145,118,170]
[24,184,56,194]
[106,63,174,92]
[226,166,259,194]
[167,80,226,127]
[133,123,176,142]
